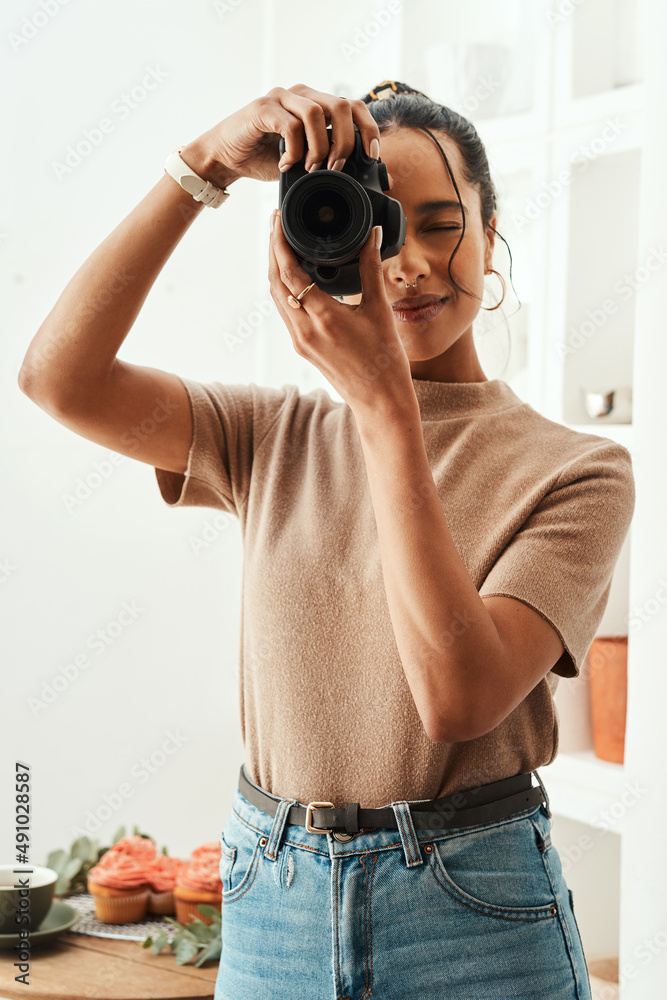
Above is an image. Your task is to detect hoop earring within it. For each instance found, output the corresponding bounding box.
[481,268,506,311]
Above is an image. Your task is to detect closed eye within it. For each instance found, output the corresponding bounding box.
[427,226,461,232]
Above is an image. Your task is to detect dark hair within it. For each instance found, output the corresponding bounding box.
[359,81,519,367]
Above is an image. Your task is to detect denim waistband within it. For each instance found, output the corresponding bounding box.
[227,764,550,867]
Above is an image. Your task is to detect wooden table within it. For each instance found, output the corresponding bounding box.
[0,931,217,999]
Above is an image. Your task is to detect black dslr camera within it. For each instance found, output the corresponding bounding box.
[278,125,406,296]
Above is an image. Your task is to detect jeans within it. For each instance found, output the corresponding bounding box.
[214,767,592,999]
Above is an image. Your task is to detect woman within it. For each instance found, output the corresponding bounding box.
[19,81,634,999]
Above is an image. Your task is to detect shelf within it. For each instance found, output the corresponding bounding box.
[538,750,628,833]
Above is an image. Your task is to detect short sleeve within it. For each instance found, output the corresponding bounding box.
[154,374,293,516]
[479,440,636,678]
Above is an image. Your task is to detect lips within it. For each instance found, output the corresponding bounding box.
[391,294,449,324]
[391,294,445,311]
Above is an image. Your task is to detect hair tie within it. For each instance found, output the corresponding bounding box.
[361,80,433,104]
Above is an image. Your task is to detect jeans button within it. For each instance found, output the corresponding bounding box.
[333,831,355,842]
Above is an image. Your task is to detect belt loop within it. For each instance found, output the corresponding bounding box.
[390,801,423,867]
[532,769,552,819]
[263,795,299,862]
[344,802,360,835]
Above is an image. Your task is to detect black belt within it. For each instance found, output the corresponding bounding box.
[238,765,546,836]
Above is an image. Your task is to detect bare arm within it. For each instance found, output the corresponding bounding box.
[17,140,239,475]
[18,85,382,475]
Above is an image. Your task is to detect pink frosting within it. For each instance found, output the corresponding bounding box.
[148,853,185,892]
[176,841,222,893]
[88,835,157,890]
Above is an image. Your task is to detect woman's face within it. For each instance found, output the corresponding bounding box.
[341,126,497,380]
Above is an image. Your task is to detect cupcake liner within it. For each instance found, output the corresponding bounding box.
[89,887,150,924]
[147,889,175,915]
[174,895,221,926]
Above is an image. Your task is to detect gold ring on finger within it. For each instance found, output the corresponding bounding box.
[287,281,316,309]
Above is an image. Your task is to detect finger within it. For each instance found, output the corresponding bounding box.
[271,210,328,310]
[284,85,380,165]
[358,225,386,305]
[268,224,306,330]
[263,88,328,173]
[267,86,345,172]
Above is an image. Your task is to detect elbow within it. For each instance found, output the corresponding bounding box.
[424,706,492,745]
[18,361,46,402]
[18,364,34,398]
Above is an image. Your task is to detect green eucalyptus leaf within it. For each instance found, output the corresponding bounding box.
[186,920,212,944]
[194,938,222,966]
[87,839,101,862]
[70,837,92,861]
[64,857,83,879]
[111,826,125,844]
[195,904,221,921]
[46,849,67,873]
[174,936,199,964]
[55,874,70,896]
[148,931,169,953]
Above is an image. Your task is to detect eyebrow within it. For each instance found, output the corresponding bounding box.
[414,199,467,216]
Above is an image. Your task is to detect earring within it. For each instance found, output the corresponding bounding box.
[481,268,506,311]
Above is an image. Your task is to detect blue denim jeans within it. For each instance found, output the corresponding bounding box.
[214,768,592,999]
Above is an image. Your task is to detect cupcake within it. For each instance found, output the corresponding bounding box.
[173,840,222,926]
[146,853,184,915]
[87,835,157,923]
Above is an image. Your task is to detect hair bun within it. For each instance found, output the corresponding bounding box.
[361,80,433,104]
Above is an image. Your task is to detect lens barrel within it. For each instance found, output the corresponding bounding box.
[280,170,373,268]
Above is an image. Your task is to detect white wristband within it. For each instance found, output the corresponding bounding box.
[164,147,230,208]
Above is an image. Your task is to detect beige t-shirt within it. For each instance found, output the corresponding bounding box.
[155,375,635,808]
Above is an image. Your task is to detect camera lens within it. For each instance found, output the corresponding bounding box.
[281,171,373,268]
[301,188,349,242]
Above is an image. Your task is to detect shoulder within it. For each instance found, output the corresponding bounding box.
[504,401,634,491]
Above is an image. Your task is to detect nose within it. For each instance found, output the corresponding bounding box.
[386,236,429,289]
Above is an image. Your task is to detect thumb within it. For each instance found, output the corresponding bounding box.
[359,225,385,304]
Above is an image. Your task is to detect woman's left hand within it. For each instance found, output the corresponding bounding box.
[268,208,413,414]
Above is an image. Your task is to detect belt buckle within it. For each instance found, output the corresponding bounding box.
[305,801,335,834]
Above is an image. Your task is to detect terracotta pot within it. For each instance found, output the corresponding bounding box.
[587,637,627,764]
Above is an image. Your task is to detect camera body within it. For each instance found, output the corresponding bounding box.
[278,125,406,296]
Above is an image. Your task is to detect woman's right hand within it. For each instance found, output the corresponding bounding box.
[187,83,383,184]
